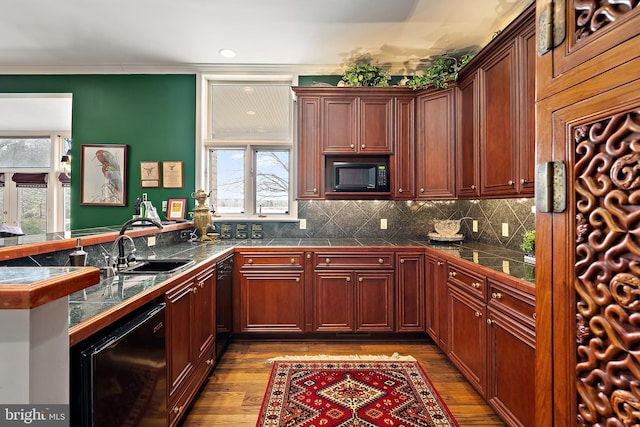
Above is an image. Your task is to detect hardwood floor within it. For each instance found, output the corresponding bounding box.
[179,339,507,426]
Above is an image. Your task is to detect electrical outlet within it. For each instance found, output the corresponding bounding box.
[380,218,387,230]
[472,220,478,232]
[162,201,168,212]
[501,223,509,237]
[299,218,307,229]
[147,235,156,246]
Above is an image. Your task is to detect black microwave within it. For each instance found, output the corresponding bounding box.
[331,161,389,192]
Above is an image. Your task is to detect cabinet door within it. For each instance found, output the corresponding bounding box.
[456,72,481,198]
[517,22,536,195]
[313,271,354,332]
[487,308,535,427]
[355,271,394,332]
[297,96,323,199]
[392,96,415,198]
[536,1,640,100]
[165,279,197,399]
[322,97,358,153]
[396,253,425,332]
[239,272,304,333]
[359,96,393,153]
[425,255,448,351]
[194,267,216,363]
[480,41,519,196]
[448,284,487,396]
[416,88,456,199]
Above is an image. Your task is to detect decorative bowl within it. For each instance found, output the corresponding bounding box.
[433,219,462,236]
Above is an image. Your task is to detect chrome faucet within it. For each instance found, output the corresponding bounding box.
[112,217,163,271]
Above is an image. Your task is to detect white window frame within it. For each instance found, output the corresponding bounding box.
[198,74,298,221]
[0,132,70,233]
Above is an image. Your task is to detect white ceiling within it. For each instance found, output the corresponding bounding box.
[0,0,533,74]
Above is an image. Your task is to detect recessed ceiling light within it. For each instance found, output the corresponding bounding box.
[219,49,236,58]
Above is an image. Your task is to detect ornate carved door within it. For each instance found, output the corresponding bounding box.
[536,1,640,426]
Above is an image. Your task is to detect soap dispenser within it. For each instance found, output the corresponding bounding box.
[69,238,88,266]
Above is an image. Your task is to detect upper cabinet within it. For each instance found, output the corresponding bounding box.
[458,3,535,198]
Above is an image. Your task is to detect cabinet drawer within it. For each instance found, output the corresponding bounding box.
[314,252,394,269]
[237,252,304,269]
[447,263,486,300]
[488,279,535,323]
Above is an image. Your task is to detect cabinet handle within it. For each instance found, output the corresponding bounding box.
[198,281,205,288]
[487,319,494,325]
[437,261,443,266]
[378,258,384,264]
[247,258,253,264]
[471,282,480,289]
[192,286,198,294]
[420,188,425,193]
[173,406,183,414]
[291,258,295,264]
[325,258,331,264]
[491,292,502,299]
[520,178,527,184]
[400,259,405,264]
[533,313,537,320]
[306,253,311,259]
[313,187,317,193]
[295,277,300,282]
[346,277,351,282]
[358,277,363,282]
[350,144,355,149]
[449,271,457,277]
[206,359,214,366]
[398,188,403,193]
[508,180,514,186]
[361,144,365,149]
[471,184,477,190]
[474,311,482,317]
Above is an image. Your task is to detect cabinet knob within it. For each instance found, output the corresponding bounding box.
[313,187,317,193]
[198,281,205,288]
[291,258,295,264]
[471,184,477,190]
[508,180,514,186]
[306,253,311,259]
[173,406,184,414]
[325,258,331,264]
[358,277,363,282]
[474,311,482,317]
[533,313,537,320]
[437,261,443,266]
[295,277,300,282]
[471,282,480,289]
[350,144,355,149]
[247,258,253,264]
[192,286,198,294]
[420,188,425,193]
[487,319,494,325]
[378,258,384,264]
[491,292,502,299]
[206,359,214,366]
[361,144,365,149]
[346,277,351,282]
[400,259,405,264]
[520,178,527,184]
[398,188,403,193]
[449,271,457,277]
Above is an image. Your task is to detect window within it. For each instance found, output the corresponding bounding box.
[203,76,295,218]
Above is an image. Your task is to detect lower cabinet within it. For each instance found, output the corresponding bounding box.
[235,251,306,333]
[165,264,216,426]
[396,252,425,332]
[425,253,448,351]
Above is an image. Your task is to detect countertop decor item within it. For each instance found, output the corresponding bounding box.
[406,54,474,90]
[341,63,391,87]
[190,189,214,241]
[520,230,535,264]
[257,355,459,426]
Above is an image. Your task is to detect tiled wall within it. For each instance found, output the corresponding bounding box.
[261,198,535,251]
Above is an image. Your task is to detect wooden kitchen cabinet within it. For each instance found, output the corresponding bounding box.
[391,95,415,199]
[396,252,425,332]
[416,87,456,199]
[165,264,216,426]
[425,253,448,351]
[235,251,306,333]
[297,95,323,199]
[455,71,481,198]
[446,262,488,396]
[313,251,394,332]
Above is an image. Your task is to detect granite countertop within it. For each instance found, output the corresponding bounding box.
[67,237,535,331]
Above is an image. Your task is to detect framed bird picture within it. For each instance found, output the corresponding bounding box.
[80,144,127,206]
[140,161,160,188]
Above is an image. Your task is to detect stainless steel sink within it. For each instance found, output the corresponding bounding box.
[119,258,195,274]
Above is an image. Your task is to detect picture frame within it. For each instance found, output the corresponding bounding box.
[80,144,127,206]
[140,161,160,188]
[163,161,183,188]
[167,198,186,220]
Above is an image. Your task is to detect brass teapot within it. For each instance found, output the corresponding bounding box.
[191,189,214,241]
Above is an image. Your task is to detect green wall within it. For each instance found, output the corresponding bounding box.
[0,74,196,229]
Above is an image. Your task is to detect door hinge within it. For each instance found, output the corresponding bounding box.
[535,161,567,213]
[538,0,566,55]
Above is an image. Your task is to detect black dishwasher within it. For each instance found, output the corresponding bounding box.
[71,302,167,426]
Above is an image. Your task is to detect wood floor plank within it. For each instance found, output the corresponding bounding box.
[179,340,507,426]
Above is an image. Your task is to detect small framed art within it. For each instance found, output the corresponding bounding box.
[140,161,160,188]
[163,161,183,188]
[80,144,127,206]
[167,198,186,220]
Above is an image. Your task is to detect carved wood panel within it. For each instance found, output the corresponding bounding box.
[574,109,640,426]
[575,0,640,42]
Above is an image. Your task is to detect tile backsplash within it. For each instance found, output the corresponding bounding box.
[260,198,535,251]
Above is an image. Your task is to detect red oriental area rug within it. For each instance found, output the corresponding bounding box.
[256,355,459,427]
